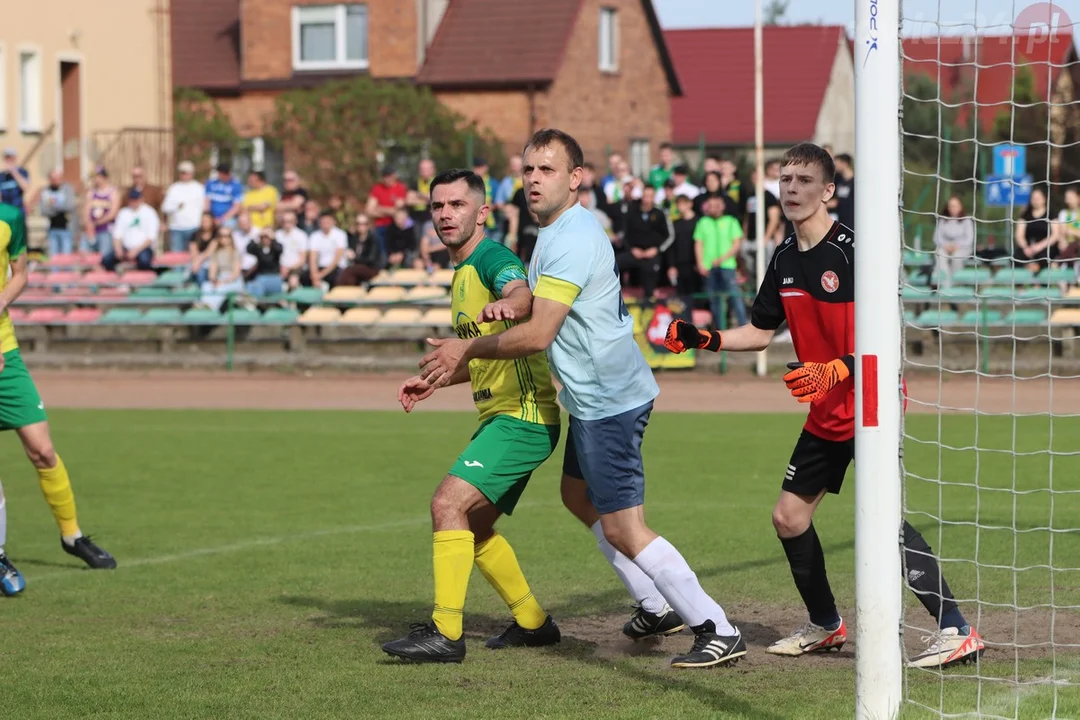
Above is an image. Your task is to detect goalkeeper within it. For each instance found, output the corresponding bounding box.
[664,142,984,670]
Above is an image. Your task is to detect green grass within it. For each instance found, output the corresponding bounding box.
[1,410,1078,719]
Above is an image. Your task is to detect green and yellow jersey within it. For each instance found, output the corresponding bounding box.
[453,240,559,426]
[0,204,27,353]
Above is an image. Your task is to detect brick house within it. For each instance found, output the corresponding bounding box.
[171,0,680,177]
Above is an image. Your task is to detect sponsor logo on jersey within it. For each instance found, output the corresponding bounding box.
[472,388,492,403]
[821,270,839,293]
[782,277,795,285]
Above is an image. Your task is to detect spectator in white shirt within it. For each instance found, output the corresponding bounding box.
[306,211,347,287]
[276,210,309,291]
[232,211,260,278]
[657,164,700,206]
[161,161,206,253]
[104,188,158,271]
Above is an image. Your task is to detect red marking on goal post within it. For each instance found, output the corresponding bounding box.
[862,355,879,427]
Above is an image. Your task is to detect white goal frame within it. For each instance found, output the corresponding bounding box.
[854,0,905,717]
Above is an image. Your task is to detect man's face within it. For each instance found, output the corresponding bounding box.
[766,161,781,180]
[431,179,487,248]
[419,159,436,179]
[608,154,622,174]
[1067,190,1080,209]
[673,172,687,187]
[284,172,299,189]
[305,200,319,216]
[778,162,833,223]
[704,158,721,174]
[282,212,297,229]
[132,168,145,186]
[582,165,595,187]
[249,173,262,188]
[318,215,335,233]
[641,187,655,210]
[179,168,193,183]
[660,147,673,166]
[522,143,581,219]
[677,198,692,217]
[48,170,62,186]
[509,156,523,176]
[720,160,735,178]
[382,172,397,187]
[238,213,252,231]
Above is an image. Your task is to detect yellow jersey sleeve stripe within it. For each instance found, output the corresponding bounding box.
[534,275,581,307]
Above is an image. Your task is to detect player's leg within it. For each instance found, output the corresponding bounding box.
[575,403,745,669]
[766,430,850,656]
[561,438,681,640]
[0,479,26,596]
[0,350,114,569]
[903,520,984,668]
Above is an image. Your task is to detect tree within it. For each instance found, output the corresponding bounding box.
[173,88,239,179]
[266,77,506,200]
[992,64,1050,186]
[763,0,789,25]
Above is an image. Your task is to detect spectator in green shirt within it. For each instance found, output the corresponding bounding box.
[648,143,676,189]
[695,196,747,328]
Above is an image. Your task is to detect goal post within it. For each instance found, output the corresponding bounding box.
[854,0,905,717]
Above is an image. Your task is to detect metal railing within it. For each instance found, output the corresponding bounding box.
[89,128,174,188]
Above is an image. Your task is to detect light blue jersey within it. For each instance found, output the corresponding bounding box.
[528,203,659,421]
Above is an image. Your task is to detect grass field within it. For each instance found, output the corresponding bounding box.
[3,408,1079,719]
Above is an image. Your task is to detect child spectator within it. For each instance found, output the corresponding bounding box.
[246,229,284,299]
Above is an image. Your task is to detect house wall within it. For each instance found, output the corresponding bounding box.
[0,0,172,181]
[434,90,534,161]
[240,0,418,82]
[812,36,856,156]
[542,0,672,166]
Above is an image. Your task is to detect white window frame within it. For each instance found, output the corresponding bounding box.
[630,139,650,179]
[598,7,618,73]
[291,4,369,72]
[18,46,43,134]
[0,44,7,132]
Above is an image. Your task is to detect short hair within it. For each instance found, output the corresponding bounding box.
[429,168,487,201]
[659,142,673,151]
[249,170,266,182]
[834,153,853,167]
[523,128,584,173]
[779,142,836,184]
[583,161,596,172]
[675,194,693,204]
[318,210,337,221]
[1066,184,1080,196]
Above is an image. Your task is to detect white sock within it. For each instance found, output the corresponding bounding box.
[633,536,736,636]
[590,521,666,614]
[62,531,83,547]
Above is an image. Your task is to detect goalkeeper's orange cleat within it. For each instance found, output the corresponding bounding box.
[783,359,850,404]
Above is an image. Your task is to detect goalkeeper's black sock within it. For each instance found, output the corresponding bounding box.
[903,520,968,630]
[779,523,840,628]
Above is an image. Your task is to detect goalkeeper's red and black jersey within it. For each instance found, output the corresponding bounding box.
[751,221,855,441]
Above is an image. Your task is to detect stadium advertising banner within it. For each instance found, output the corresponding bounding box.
[629,297,696,370]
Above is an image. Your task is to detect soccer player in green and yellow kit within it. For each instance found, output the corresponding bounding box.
[0,203,115,594]
[382,170,560,663]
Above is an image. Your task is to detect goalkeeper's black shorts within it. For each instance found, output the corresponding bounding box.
[782,429,854,497]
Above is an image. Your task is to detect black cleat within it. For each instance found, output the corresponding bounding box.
[486,615,562,649]
[382,622,466,663]
[623,603,687,641]
[61,536,117,569]
[670,621,747,669]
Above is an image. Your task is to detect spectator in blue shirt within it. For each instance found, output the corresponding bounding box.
[0,148,30,211]
[204,163,244,228]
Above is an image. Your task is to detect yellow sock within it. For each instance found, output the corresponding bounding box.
[431,530,474,641]
[475,533,547,631]
[37,454,80,539]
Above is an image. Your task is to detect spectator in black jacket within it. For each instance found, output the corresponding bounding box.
[666,194,700,298]
[338,212,386,286]
[246,229,284,299]
[616,185,674,300]
[384,208,418,269]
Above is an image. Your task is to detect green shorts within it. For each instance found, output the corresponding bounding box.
[449,415,560,516]
[0,349,47,431]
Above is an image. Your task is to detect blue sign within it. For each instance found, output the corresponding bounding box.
[993,144,1027,177]
[985,174,1033,208]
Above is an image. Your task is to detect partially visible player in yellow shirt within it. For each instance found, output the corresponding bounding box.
[242,171,279,230]
[382,169,561,663]
[0,203,116,596]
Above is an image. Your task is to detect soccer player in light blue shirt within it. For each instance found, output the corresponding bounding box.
[421,129,746,669]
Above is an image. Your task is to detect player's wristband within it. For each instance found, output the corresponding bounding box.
[699,329,722,352]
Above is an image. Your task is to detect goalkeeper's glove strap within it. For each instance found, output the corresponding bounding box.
[700,329,722,352]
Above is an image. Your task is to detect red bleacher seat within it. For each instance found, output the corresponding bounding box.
[7,308,28,322]
[83,253,103,266]
[81,271,121,286]
[64,308,103,324]
[157,252,189,267]
[28,271,50,286]
[20,288,55,300]
[46,271,83,286]
[26,308,65,324]
[45,253,80,268]
[95,287,130,298]
[121,271,157,286]
[55,287,94,301]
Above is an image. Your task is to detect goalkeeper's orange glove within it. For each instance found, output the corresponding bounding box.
[783,357,852,404]
[664,320,722,354]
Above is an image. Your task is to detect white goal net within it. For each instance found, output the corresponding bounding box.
[875,1,1080,718]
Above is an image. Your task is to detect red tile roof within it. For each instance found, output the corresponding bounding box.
[665,26,848,146]
[417,0,680,94]
[171,0,241,90]
[903,33,1074,130]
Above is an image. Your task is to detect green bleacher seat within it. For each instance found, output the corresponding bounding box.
[904,310,916,324]
[903,249,933,266]
[959,310,1003,325]
[224,308,263,325]
[976,286,1018,299]
[181,308,224,324]
[951,267,992,285]
[1016,287,1064,301]
[914,309,958,327]
[992,267,1035,285]
[152,269,188,287]
[132,287,175,298]
[938,287,976,301]
[288,287,323,304]
[261,308,300,324]
[906,271,929,287]
[902,286,935,301]
[1036,267,1078,284]
[100,308,144,324]
[143,307,183,323]
[1006,309,1048,325]
[170,286,202,301]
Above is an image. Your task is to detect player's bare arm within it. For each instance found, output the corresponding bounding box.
[479,279,532,323]
[0,254,29,315]
[398,365,470,413]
